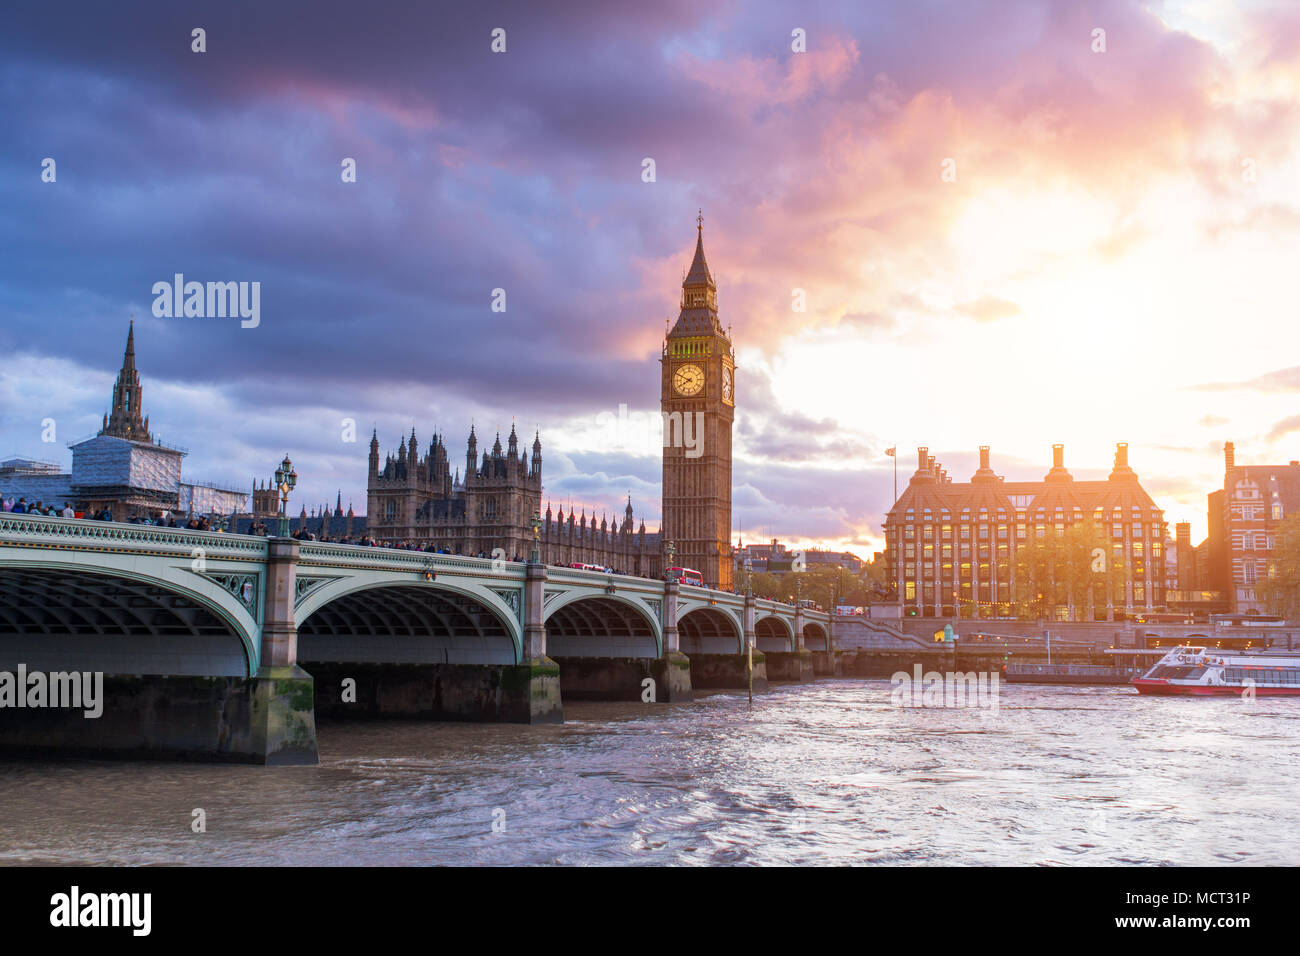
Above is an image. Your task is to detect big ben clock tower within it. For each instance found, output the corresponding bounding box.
[661,213,734,590]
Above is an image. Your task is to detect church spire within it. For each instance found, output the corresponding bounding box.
[122,318,137,372]
[100,319,150,442]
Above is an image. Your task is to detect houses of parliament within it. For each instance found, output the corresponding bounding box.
[366,215,736,586]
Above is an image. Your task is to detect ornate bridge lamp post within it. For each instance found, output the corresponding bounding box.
[274,454,297,538]
[530,512,542,565]
[665,540,676,579]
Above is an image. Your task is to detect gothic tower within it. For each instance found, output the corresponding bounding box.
[660,213,734,589]
[100,319,151,442]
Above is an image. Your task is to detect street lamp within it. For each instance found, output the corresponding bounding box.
[274,454,298,538]
[530,511,542,564]
[665,539,676,579]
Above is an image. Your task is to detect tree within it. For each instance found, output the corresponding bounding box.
[1013,520,1128,622]
[1257,514,1300,620]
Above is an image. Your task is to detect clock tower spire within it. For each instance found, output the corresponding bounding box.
[660,212,735,590]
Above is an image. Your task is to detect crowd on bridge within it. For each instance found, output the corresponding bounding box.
[2,497,74,517]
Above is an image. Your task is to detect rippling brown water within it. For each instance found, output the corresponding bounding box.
[1,680,1296,865]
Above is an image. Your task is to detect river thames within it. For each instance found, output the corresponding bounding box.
[1,680,1296,866]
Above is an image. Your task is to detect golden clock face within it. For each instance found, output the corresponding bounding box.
[673,363,704,396]
[721,366,734,404]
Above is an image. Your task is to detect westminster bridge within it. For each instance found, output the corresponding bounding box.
[0,514,831,764]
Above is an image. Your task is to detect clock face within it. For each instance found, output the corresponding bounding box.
[673,363,704,396]
[721,366,734,404]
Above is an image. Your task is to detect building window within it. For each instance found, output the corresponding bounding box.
[905,582,916,600]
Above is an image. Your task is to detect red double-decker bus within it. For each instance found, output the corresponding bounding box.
[666,567,704,587]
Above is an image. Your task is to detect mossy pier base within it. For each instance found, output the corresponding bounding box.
[0,667,319,764]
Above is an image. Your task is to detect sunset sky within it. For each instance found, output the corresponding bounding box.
[2,0,1299,557]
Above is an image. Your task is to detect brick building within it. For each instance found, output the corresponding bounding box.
[1181,442,1300,615]
[884,443,1166,619]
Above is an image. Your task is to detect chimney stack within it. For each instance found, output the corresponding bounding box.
[917,447,929,471]
[979,445,990,470]
[1224,441,1235,472]
[1052,444,1064,469]
[1115,442,1129,468]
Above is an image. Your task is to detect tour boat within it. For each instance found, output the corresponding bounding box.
[1132,645,1300,696]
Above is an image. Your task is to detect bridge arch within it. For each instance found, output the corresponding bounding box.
[0,562,257,677]
[295,578,522,665]
[802,621,829,652]
[756,615,795,652]
[544,593,661,658]
[679,606,743,654]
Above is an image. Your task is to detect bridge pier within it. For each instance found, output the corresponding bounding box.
[659,579,694,701]
[521,561,564,722]
[0,672,319,765]
[252,538,319,764]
